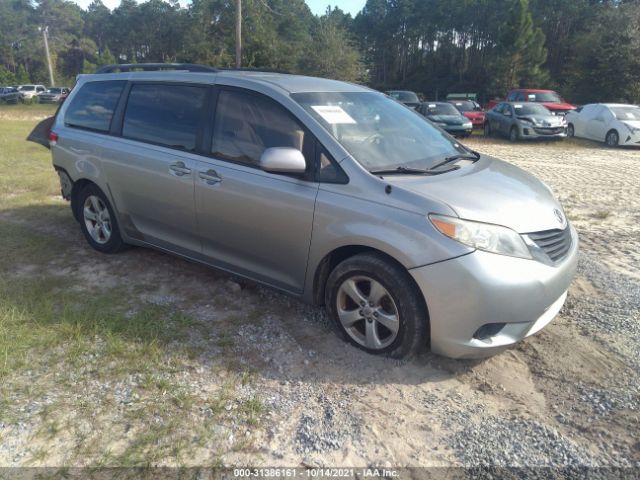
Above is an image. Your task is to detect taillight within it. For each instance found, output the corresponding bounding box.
[48,131,59,145]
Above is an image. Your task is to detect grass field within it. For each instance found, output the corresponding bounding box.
[0,104,264,467]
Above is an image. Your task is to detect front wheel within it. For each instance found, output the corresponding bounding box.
[605,130,619,147]
[325,253,428,359]
[509,126,519,142]
[484,122,491,137]
[567,124,575,138]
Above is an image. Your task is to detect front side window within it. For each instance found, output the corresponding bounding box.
[211,90,309,168]
[122,83,207,152]
[293,91,467,172]
[65,80,125,132]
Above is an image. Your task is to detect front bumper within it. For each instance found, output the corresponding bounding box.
[520,125,567,139]
[443,125,473,136]
[410,224,578,359]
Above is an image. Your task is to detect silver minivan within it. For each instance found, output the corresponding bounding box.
[41,63,578,359]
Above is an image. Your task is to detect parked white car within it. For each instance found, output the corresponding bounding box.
[18,84,46,100]
[566,103,640,147]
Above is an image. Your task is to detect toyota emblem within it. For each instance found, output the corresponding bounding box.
[554,208,564,225]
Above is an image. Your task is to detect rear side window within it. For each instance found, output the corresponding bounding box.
[211,89,310,168]
[65,80,125,132]
[122,84,207,152]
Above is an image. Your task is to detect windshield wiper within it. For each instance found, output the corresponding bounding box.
[428,150,480,171]
[370,165,461,176]
[370,166,438,176]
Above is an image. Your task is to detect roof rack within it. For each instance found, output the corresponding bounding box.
[95,63,219,74]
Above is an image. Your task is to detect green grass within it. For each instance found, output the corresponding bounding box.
[0,108,267,466]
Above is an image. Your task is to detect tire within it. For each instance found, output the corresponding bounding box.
[567,124,574,138]
[484,122,491,137]
[77,184,126,254]
[605,130,619,147]
[325,252,428,359]
[509,126,519,142]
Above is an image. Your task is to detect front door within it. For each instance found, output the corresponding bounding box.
[195,88,318,294]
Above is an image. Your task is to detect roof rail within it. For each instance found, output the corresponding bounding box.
[95,63,219,74]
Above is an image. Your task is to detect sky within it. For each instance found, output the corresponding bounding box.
[70,0,367,16]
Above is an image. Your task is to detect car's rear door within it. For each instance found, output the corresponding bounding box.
[99,82,208,254]
[194,87,319,294]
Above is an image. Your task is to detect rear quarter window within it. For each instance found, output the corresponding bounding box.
[64,80,125,133]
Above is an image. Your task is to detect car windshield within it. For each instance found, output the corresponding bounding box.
[450,101,479,112]
[513,104,551,116]
[387,91,419,103]
[46,88,62,94]
[527,91,562,103]
[424,103,460,116]
[610,106,640,121]
[20,86,35,91]
[292,92,467,172]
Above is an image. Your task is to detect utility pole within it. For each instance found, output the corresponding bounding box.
[41,26,55,86]
[235,0,241,68]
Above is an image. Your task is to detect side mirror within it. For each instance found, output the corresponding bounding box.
[259,147,306,174]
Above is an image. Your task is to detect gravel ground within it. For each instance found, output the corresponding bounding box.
[1,135,639,469]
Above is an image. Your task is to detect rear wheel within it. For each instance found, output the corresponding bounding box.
[325,253,428,359]
[567,124,575,138]
[78,184,126,254]
[605,130,619,147]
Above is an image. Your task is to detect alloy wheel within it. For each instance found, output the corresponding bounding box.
[606,131,618,147]
[336,276,400,350]
[83,195,112,244]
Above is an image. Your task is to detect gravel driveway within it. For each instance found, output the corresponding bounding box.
[1,135,638,470]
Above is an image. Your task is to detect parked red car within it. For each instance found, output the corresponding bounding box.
[487,89,576,116]
[447,100,485,129]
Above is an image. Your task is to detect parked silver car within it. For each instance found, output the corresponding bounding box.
[38,87,70,103]
[0,86,21,104]
[485,102,567,141]
[38,63,578,359]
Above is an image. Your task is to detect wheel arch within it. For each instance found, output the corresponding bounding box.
[70,178,100,222]
[311,245,428,317]
[605,128,619,145]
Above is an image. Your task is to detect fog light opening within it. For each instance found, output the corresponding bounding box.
[473,323,506,341]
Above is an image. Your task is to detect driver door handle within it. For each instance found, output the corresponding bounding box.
[199,169,222,185]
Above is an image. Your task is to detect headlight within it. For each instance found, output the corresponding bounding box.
[429,214,532,259]
[625,123,640,134]
[463,122,472,128]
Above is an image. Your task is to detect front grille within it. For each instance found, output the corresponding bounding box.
[526,227,572,262]
[534,127,565,135]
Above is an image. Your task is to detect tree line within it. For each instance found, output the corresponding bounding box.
[1,0,639,104]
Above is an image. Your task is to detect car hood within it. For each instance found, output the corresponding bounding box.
[541,102,576,111]
[518,115,565,127]
[383,156,565,233]
[429,115,469,125]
